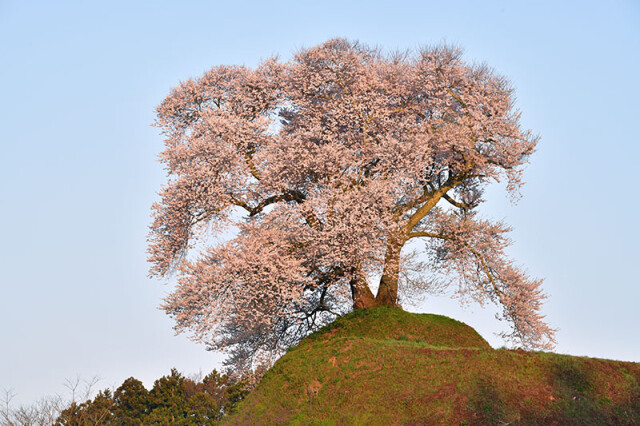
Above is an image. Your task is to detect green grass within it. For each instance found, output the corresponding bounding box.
[300,307,490,350]
[228,307,640,425]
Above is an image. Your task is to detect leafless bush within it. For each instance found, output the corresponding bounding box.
[1,375,101,426]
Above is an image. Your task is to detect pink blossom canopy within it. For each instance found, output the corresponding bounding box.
[148,39,555,372]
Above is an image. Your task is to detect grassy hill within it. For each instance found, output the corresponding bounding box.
[229,307,640,425]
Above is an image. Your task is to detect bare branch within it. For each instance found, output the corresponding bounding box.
[442,193,470,210]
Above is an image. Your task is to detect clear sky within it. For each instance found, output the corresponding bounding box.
[1,0,638,406]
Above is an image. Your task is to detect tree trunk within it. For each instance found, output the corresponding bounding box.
[350,278,378,310]
[375,239,402,308]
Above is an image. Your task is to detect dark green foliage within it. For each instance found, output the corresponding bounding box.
[147,368,188,422]
[55,369,247,425]
[56,390,115,425]
[113,377,148,424]
[187,393,219,424]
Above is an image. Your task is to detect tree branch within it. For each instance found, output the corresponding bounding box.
[407,229,505,300]
[241,151,262,180]
[404,175,465,232]
[442,193,470,210]
[229,196,254,213]
[446,87,468,109]
[407,231,450,240]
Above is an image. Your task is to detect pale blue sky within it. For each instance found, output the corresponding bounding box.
[1,0,638,405]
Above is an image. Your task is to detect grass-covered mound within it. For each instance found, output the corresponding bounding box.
[301,307,491,350]
[229,307,640,425]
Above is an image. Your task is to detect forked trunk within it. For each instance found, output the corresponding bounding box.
[350,278,378,310]
[349,239,403,310]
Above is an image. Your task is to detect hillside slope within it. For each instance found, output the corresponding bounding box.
[229,308,640,425]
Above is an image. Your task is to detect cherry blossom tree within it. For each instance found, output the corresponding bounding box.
[148,39,555,372]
